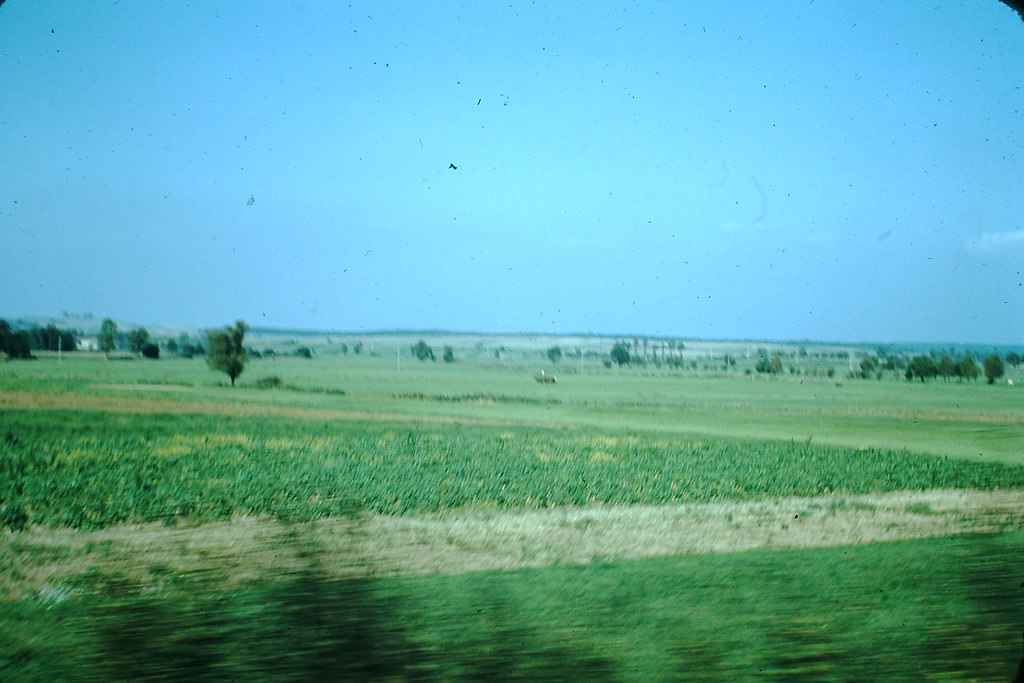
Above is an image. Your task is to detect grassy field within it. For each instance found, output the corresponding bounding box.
[1,348,1023,680]
[3,352,1022,463]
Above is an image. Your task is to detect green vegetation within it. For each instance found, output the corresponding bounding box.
[3,409,1023,531]
[2,525,1021,680]
[547,344,562,363]
[128,327,150,355]
[206,320,249,385]
[0,346,1021,680]
[412,339,435,361]
[985,352,1005,384]
[0,320,76,358]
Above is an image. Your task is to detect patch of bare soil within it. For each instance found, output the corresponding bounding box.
[3,489,1022,601]
[0,388,531,429]
[0,389,512,426]
[93,383,194,392]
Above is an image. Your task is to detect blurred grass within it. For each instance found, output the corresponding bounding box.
[2,528,1021,681]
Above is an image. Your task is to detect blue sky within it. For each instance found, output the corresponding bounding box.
[1,1,1022,343]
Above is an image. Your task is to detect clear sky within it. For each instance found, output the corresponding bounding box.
[1,1,1022,343]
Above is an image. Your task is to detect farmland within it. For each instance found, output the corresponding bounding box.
[2,342,1024,679]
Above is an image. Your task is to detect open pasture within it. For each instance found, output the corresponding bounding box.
[2,350,1023,679]
[3,351,1022,464]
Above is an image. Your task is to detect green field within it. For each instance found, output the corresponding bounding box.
[1,349,1023,680]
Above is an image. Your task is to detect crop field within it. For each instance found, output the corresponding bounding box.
[2,349,1024,680]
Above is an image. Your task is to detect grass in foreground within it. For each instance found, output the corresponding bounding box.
[2,527,1021,681]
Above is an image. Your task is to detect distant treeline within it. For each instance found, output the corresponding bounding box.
[0,320,77,358]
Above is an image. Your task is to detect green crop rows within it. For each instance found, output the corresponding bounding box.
[4,409,1024,531]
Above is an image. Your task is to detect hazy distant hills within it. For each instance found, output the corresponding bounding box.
[1,314,1017,357]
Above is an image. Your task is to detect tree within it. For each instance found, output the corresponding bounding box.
[0,320,31,359]
[442,345,455,363]
[128,328,150,355]
[412,340,434,362]
[958,354,980,382]
[6,331,32,359]
[206,321,249,386]
[99,318,118,354]
[858,355,879,379]
[936,354,957,383]
[906,355,938,382]
[547,346,562,363]
[610,342,631,366]
[984,353,1004,385]
[26,324,74,352]
[1006,351,1021,367]
[755,351,784,374]
[141,342,160,359]
[295,347,313,358]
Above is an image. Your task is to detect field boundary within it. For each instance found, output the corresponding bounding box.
[6,488,1022,601]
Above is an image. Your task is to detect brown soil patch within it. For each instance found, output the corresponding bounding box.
[93,383,194,392]
[0,389,513,427]
[3,488,1022,601]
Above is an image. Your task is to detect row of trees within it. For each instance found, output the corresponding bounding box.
[0,320,78,358]
[905,353,1005,384]
[98,319,160,358]
[602,341,1015,385]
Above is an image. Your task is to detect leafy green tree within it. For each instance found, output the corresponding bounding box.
[936,354,957,383]
[906,355,938,382]
[442,345,455,363]
[206,321,249,385]
[128,328,150,355]
[755,351,784,374]
[610,342,631,366]
[0,320,9,356]
[983,353,1004,385]
[295,347,313,358]
[99,318,118,354]
[26,325,69,352]
[6,331,32,359]
[141,343,160,359]
[546,345,562,363]
[1006,351,1021,367]
[0,320,31,359]
[412,340,434,361]
[958,354,980,382]
[858,356,879,379]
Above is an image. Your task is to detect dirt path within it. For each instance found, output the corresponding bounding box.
[4,488,1022,601]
